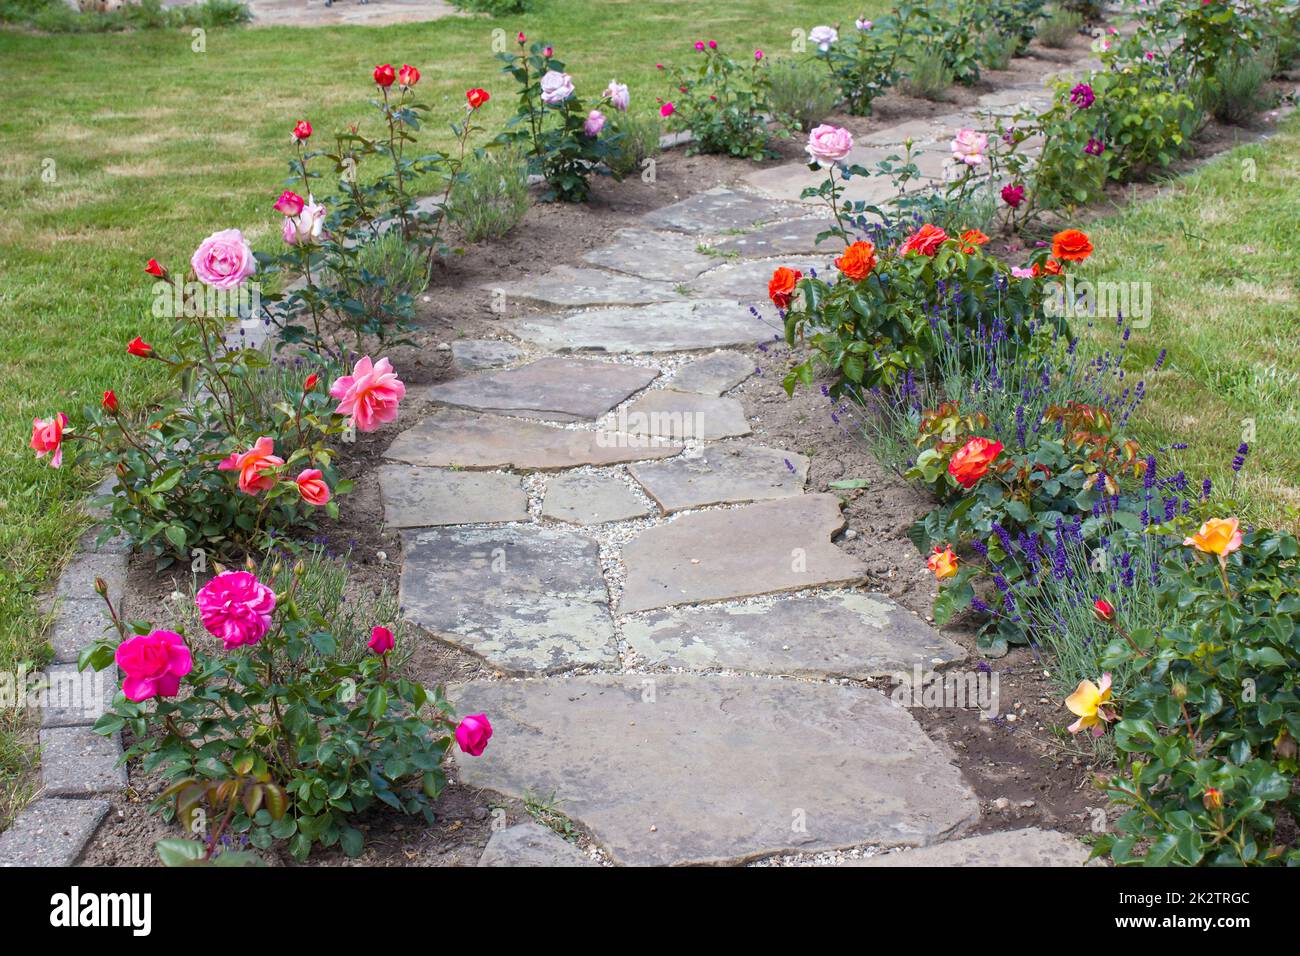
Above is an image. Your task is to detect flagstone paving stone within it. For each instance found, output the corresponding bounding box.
[628,442,807,513]
[418,357,658,423]
[451,674,978,866]
[741,146,953,207]
[451,339,525,371]
[664,350,756,396]
[541,473,652,525]
[384,409,683,472]
[478,822,598,867]
[618,391,750,442]
[619,494,866,613]
[710,217,836,257]
[510,299,770,353]
[686,255,835,301]
[400,525,617,673]
[378,465,528,528]
[847,827,1091,867]
[483,264,681,307]
[622,590,965,678]
[581,227,718,282]
[0,798,110,867]
[639,186,807,234]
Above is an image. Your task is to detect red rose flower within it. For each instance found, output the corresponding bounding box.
[127,336,153,358]
[373,64,396,88]
[398,64,420,88]
[768,267,802,310]
[102,390,119,413]
[466,87,490,109]
[292,120,312,141]
[144,258,166,278]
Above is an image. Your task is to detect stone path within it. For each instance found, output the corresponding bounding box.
[381,52,1098,865]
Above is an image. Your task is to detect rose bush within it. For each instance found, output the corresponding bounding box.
[661,39,782,161]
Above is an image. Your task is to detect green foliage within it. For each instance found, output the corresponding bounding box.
[81,556,462,862]
[604,112,661,177]
[813,13,913,115]
[1094,528,1300,866]
[495,40,625,201]
[447,146,531,242]
[1193,50,1275,125]
[767,58,840,132]
[898,45,953,100]
[980,33,1019,71]
[982,0,1048,56]
[1037,8,1082,48]
[663,42,781,160]
[0,0,249,32]
[453,0,532,15]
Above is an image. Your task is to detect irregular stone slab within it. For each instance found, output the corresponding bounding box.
[483,264,680,307]
[742,147,952,207]
[385,410,683,472]
[418,357,658,423]
[629,443,806,513]
[400,525,616,673]
[666,350,756,396]
[38,664,117,728]
[687,255,832,301]
[40,726,126,797]
[478,823,598,867]
[849,828,1091,867]
[0,798,110,867]
[511,299,770,354]
[711,217,835,257]
[542,473,651,525]
[452,674,978,866]
[581,227,717,282]
[451,339,525,371]
[640,186,806,234]
[378,465,528,528]
[620,494,866,613]
[623,590,965,678]
[618,391,750,442]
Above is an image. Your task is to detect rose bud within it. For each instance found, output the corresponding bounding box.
[466,87,490,109]
[292,120,312,141]
[1203,788,1223,811]
[126,336,153,358]
[1092,598,1115,623]
[373,63,396,87]
[144,258,166,278]
[398,64,420,88]
[303,373,318,393]
[102,390,119,413]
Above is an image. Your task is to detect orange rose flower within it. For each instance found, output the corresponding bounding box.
[218,436,284,496]
[1051,228,1093,262]
[959,229,989,253]
[1032,258,1063,277]
[1183,517,1242,558]
[900,223,948,256]
[927,545,959,580]
[768,267,803,309]
[834,240,878,281]
[948,437,1003,489]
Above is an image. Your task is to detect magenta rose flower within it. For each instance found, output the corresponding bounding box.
[805,124,854,166]
[1069,83,1095,109]
[1085,138,1106,156]
[455,713,493,756]
[116,630,192,702]
[330,355,405,432]
[368,626,394,655]
[190,228,256,290]
[195,570,276,650]
[583,109,606,137]
[1001,183,1026,208]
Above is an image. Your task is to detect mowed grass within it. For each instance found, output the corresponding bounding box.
[0,5,887,825]
[1078,114,1300,531]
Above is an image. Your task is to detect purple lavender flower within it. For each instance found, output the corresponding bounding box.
[1231,443,1248,472]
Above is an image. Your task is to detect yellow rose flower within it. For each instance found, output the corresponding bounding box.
[1065,673,1116,737]
[927,545,959,581]
[1183,517,1242,557]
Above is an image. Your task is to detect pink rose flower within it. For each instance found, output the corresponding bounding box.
[368,626,394,656]
[282,196,327,246]
[583,109,606,137]
[30,412,68,469]
[116,630,192,702]
[809,25,837,50]
[660,102,675,117]
[950,128,988,166]
[805,124,854,166]
[1011,266,1036,279]
[190,228,256,290]
[455,713,492,756]
[195,570,276,650]
[273,190,304,217]
[217,436,284,495]
[295,468,330,506]
[603,80,629,112]
[539,70,575,105]
[330,355,405,432]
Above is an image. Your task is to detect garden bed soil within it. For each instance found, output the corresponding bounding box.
[78,30,1294,865]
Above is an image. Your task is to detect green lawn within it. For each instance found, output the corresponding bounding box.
[1079,115,1300,531]
[0,4,889,826]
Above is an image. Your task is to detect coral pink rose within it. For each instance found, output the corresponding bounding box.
[190,228,256,290]
[398,64,420,89]
[455,713,492,756]
[330,356,405,432]
[368,626,394,656]
[805,124,854,166]
[30,412,68,469]
[295,468,331,506]
[218,436,284,495]
[195,570,277,650]
[900,223,949,256]
[116,629,192,702]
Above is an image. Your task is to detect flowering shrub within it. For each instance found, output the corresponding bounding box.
[1092,524,1300,865]
[80,559,488,862]
[496,37,626,201]
[661,39,780,160]
[811,13,912,115]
